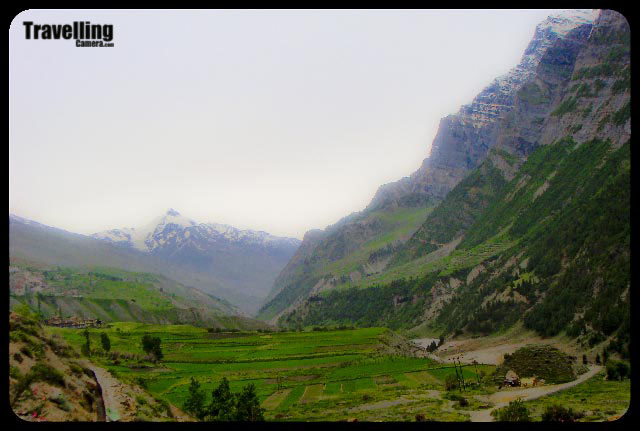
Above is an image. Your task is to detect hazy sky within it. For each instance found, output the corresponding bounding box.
[10,9,557,239]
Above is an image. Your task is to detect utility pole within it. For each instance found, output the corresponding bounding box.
[458,358,466,391]
[453,357,462,392]
[474,360,480,385]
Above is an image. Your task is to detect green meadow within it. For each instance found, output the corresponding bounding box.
[50,323,495,421]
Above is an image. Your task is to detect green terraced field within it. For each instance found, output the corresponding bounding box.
[50,323,493,421]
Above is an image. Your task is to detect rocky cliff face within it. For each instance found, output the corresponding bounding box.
[259,10,601,322]
[281,10,629,356]
[368,9,598,211]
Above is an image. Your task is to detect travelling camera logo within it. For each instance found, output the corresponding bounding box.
[23,21,114,47]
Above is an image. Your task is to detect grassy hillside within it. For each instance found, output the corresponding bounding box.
[9,261,269,330]
[286,136,630,358]
[258,206,433,320]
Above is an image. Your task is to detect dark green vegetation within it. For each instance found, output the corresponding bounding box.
[494,345,575,384]
[52,323,495,421]
[141,335,164,360]
[278,136,629,345]
[399,159,507,262]
[9,262,268,330]
[492,399,531,422]
[605,360,630,381]
[284,274,440,330]
[285,136,630,353]
[541,405,584,422]
[183,376,265,421]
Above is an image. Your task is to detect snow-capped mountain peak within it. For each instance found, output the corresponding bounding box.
[91,210,301,253]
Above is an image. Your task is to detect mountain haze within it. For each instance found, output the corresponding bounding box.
[10,211,300,314]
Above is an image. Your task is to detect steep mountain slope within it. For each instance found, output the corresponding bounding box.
[9,311,190,421]
[9,260,270,330]
[9,212,299,314]
[259,9,601,322]
[278,10,630,360]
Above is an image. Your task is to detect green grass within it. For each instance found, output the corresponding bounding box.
[523,371,630,421]
[320,206,434,280]
[50,323,496,421]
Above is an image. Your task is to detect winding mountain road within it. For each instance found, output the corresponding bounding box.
[469,365,602,422]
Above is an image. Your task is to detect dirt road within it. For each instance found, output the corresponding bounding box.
[83,362,128,421]
[469,366,602,422]
[440,343,529,365]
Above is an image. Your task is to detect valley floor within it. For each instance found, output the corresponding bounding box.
[46,322,629,422]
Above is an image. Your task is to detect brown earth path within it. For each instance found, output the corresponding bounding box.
[81,360,192,422]
[469,365,602,422]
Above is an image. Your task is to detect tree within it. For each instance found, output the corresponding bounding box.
[595,353,601,365]
[439,335,445,346]
[141,334,163,361]
[493,399,530,422]
[427,341,438,353]
[234,383,265,421]
[582,354,588,365]
[83,329,91,357]
[100,333,111,353]
[183,377,206,420]
[206,377,236,421]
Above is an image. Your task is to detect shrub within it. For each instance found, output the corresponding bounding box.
[20,346,33,359]
[156,398,173,418]
[445,374,459,391]
[542,405,583,422]
[447,393,469,407]
[68,362,84,377]
[9,366,22,380]
[50,394,72,412]
[493,399,530,422]
[606,360,630,381]
[134,377,148,389]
